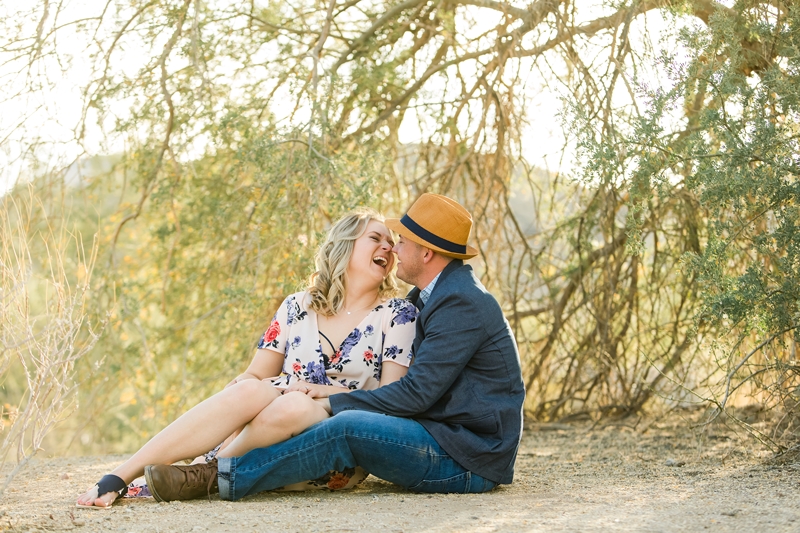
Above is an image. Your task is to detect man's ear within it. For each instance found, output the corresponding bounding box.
[421,247,435,264]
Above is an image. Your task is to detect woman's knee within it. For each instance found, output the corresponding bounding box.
[226,380,278,411]
[253,392,317,428]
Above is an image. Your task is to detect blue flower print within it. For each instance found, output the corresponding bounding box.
[339,329,363,360]
[286,297,308,326]
[364,325,374,337]
[384,345,400,360]
[291,336,301,348]
[390,300,417,326]
[337,379,360,390]
[305,360,332,385]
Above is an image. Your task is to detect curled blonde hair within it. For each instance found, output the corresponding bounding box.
[307,207,399,316]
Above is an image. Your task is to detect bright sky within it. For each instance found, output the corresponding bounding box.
[0,1,691,195]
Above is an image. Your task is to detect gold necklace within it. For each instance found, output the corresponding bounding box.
[343,295,380,315]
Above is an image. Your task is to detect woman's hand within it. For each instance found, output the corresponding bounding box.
[224,373,258,389]
[233,348,284,388]
[283,382,347,399]
[315,398,333,415]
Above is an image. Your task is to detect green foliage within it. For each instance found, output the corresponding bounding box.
[612,4,800,447]
[63,130,388,452]
[8,0,800,456]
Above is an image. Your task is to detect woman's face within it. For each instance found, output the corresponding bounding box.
[347,219,396,287]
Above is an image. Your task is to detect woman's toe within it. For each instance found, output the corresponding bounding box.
[77,487,98,506]
[94,491,118,508]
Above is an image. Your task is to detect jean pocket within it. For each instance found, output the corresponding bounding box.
[410,472,499,494]
[409,472,471,493]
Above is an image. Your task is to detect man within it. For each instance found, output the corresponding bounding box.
[147,193,525,499]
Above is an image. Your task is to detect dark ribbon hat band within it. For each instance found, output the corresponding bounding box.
[400,214,467,255]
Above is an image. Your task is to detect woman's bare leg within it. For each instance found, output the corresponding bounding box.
[77,380,281,507]
[189,428,241,464]
[217,392,330,458]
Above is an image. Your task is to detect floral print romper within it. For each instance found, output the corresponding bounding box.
[125,291,418,497]
[255,291,417,490]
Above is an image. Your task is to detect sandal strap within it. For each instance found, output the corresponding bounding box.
[96,474,129,498]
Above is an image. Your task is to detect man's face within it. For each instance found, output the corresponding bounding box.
[392,235,425,286]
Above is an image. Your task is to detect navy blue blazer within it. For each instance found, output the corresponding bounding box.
[330,260,525,484]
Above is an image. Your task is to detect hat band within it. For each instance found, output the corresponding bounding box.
[401,214,467,255]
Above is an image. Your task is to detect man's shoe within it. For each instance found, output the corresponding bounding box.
[144,459,219,502]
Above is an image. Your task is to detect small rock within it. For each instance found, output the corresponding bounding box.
[61,473,70,480]
[721,510,739,517]
[665,458,686,467]
[72,520,85,527]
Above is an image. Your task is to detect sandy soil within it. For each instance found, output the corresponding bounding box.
[2,416,799,533]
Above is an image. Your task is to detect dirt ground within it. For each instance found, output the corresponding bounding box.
[2,415,799,533]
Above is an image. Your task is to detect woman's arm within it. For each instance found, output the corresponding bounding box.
[225,348,284,388]
[378,361,408,386]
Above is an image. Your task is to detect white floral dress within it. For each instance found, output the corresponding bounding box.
[124,291,417,498]
[258,291,418,392]
[257,290,417,490]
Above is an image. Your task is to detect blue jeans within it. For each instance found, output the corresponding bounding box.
[217,410,498,500]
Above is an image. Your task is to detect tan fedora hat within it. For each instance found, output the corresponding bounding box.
[385,193,478,259]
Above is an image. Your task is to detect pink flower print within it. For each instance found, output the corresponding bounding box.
[264,320,281,343]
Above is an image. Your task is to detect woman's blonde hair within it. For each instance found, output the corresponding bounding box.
[307,207,399,316]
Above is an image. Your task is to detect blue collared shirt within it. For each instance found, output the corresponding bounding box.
[419,272,441,306]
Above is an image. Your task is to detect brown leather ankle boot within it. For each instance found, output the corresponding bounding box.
[145,458,219,502]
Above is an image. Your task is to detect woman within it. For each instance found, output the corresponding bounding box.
[77,208,417,508]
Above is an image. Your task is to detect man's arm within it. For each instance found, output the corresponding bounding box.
[329,291,486,417]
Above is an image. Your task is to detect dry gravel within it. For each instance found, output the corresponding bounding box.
[3,416,799,532]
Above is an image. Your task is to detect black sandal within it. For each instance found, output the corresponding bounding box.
[76,474,129,509]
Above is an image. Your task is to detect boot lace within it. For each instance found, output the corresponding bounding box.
[183,459,218,499]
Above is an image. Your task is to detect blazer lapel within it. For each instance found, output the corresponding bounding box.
[406,260,464,311]
[407,287,422,309]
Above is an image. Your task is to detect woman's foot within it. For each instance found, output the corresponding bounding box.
[76,485,119,508]
[76,474,128,509]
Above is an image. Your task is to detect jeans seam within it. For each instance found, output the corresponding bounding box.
[409,471,471,492]
[235,431,446,474]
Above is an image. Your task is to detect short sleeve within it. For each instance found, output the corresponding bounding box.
[381,299,418,367]
[257,295,293,353]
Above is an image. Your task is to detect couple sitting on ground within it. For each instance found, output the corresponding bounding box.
[77,193,525,507]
